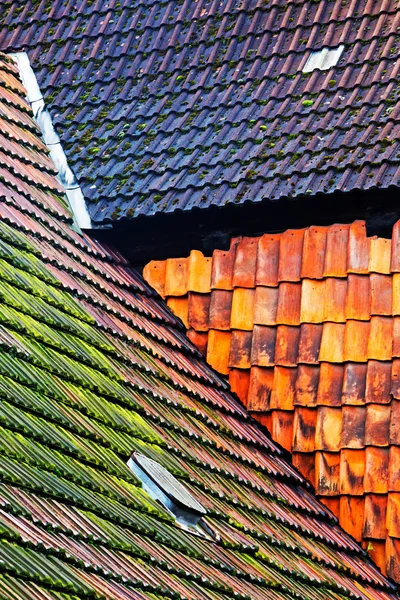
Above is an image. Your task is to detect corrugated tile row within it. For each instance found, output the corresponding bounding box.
[144,219,400,581]
[0,52,394,598]
[0,1,399,221]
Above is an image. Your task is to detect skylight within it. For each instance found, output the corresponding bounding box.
[128,452,216,539]
[302,45,344,73]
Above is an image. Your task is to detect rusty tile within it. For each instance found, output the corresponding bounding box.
[164,257,189,296]
[315,451,340,495]
[255,233,280,287]
[270,366,297,411]
[342,406,366,449]
[277,229,304,282]
[206,329,231,375]
[229,368,250,406]
[371,274,392,316]
[323,224,349,278]
[271,410,294,452]
[166,296,189,327]
[323,278,347,323]
[292,452,316,488]
[367,317,393,361]
[348,221,370,274]
[386,494,400,538]
[389,399,400,444]
[343,320,370,362]
[315,407,342,451]
[210,242,238,290]
[294,364,319,406]
[390,219,400,273]
[386,535,400,582]
[187,292,210,331]
[232,237,258,288]
[293,407,317,453]
[230,288,255,330]
[187,250,212,293]
[301,226,327,280]
[365,404,390,447]
[186,329,208,356]
[389,447,400,492]
[247,366,274,411]
[393,318,400,357]
[365,361,392,404]
[392,273,400,316]
[142,260,166,297]
[209,289,233,330]
[253,286,279,326]
[339,496,365,542]
[369,236,391,274]
[318,322,345,363]
[250,325,276,367]
[342,363,367,405]
[316,363,344,406]
[297,324,322,364]
[274,325,300,366]
[256,412,272,433]
[340,449,365,495]
[363,495,388,540]
[300,279,325,323]
[391,361,400,401]
[276,282,302,325]
[229,330,253,369]
[345,274,371,321]
[320,497,340,520]
[364,447,389,494]
[367,541,387,577]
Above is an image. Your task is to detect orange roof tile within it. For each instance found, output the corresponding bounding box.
[143,218,400,581]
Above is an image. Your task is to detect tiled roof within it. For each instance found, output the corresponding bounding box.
[143,219,400,582]
[0,1,400,223]
[0,53,395,600]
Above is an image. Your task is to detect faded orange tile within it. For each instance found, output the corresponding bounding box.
[319,322,345,363]
[229,368,250,406]
[253,286,278,326]
[274,325,300,366]
[293,407,317,452]
[164,257,189,296]
[247,366,274,411]
[365,403,391,447]
[301,226,327,280]
[294,364,319,406]
[143,260,166,297]
[346,274,371,321]
[365,447,389,494]
[340,449,365,495]
[390,219,400,273]
[276,282,301,325]
[371,273,392,316]
[316,363,344,406]
[315,407,342,451]
[167,296,189,328]
[343,320,370,362]
[339,496,365,541]
[386,494,400,538]
[230,288,255,330]
[271,410,294,452]
[341,406,366,449]
[232,237,258,288]
[206,329,231,375]
[389,447,400,491]
[277,228,304,282]
[365,360,392,404]
[300,279,325,323]
[392,273,400,315]
[187,250,212,293]
[348,220,370,274]
[324,278,347,322]
[292,452,316,488]
[363,494,387,539]
[187,292,210,331]
[315,451,340,495]
[323,224,349,278]
[270,366,297,410]
[211,244,237,290]
[255,233,280,287]
[367,316,393,361]
[369,236,391,274]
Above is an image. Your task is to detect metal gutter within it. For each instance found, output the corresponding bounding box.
[10,51,92,230]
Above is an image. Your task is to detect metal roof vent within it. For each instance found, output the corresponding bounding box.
[302,45,344,73]
[128,452,217,540]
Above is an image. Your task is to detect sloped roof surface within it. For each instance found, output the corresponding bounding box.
[0,53,396,600]
[1,0,400,223]
[143,220,400,582]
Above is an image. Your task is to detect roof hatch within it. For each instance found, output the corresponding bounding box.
[302,45,344,73]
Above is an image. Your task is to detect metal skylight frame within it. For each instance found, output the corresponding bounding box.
[302,45,344,73]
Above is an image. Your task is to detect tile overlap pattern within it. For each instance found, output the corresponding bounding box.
[1,0,400,222]
[0,53,394,598]
[144,220,400,581]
